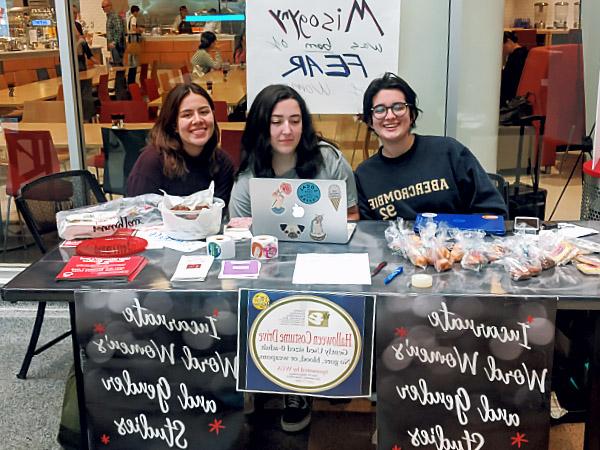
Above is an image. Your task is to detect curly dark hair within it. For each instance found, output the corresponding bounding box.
[238,84,329,178]
[149,82,220,179]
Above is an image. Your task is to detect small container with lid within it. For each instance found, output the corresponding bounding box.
[534,2,549,28]
[554,1,569,29]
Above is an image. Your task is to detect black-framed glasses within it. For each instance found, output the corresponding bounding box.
[371,102,411,119]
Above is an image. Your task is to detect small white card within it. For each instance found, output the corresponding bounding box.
[292,253,371,285]
[170,255,214,282]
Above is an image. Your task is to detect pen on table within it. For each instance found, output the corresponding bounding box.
[371,261,387,277]
[384,265,403,285]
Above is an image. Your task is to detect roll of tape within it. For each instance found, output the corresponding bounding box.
[411,274,433,288]
[206,235,235,259]
[251,235,278,260]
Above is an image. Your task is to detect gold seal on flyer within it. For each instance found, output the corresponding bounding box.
[252,292,270,310]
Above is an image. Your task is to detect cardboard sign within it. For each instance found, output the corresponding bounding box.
[75,290,242,450]
[238,289,375,397]
[376,295,556,449]
[246,0,401,113]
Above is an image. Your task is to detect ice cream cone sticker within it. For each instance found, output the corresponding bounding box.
[328,184,342,211]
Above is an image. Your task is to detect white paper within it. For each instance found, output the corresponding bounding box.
[292,253,371,285]
[134,227,207,252]
[540,223,599,239]
[171,255,214,281]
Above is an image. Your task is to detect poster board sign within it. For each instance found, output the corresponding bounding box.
[376,295,556,449]
[75,290,242,450]
[237,289,375,397]
[246,0,401,114]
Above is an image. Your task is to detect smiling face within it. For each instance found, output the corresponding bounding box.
[269,98,302,157]
[176,92,215,157]
[370,89,413,149]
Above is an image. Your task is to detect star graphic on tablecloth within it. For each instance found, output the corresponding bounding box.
[392,445,402,450]
[527,315,534,324]
[100,434,110,445]
[213,308,219,317]
[208,418,225,435]
[394,327,408,337]
[510,432,529,447]
[93,323,106,334]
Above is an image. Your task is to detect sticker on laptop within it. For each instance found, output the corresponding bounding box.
[297,182,321,205]
[271,182,292,214]
[309,214,326,241]
[328,184,342,211]
[280,223,305,239]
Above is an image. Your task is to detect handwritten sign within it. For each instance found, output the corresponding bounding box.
[75,290,242,450]
[246,0,401,113]
[237,289,375,397]
[376,295,556,449]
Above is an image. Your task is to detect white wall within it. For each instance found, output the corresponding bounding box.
[582,0,600,135]
[397,0,449,136]
[446,0,504,172]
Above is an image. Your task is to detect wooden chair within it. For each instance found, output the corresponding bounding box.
[180,65,191,84]
[159,72,172,93]
[14,170,105,378]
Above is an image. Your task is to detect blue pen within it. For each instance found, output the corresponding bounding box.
[384,265,403,285]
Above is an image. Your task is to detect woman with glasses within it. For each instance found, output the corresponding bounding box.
[355,72,507,220]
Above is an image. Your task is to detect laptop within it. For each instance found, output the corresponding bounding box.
[250,178,356,244]
[414,213,506,235]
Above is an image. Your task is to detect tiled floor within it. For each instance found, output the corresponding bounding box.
[0,135,590,448]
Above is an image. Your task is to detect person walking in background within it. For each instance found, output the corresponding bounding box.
[127,5,144,83]
[72,4,99,71]
[102,0,126,67]
[233,30,246,65]
[191,31,222,75]
[203,8,221,33]
[500,31,528,106]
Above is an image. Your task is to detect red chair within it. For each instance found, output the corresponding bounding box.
[513,29,538,50]
[97,74,111,103]
[128,83,144,102]
[213,100,229,122]
[3,129,61,249]
[139,63,149,84]
[180,65,191,84]
[544,44,586,168]
[99,101,150,123]
[142,78,160,101]
[516,46,550,167]
[220,128,243,170]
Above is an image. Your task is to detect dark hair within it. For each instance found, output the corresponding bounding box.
[179,5,188,12]
[199,31,217,50]
[208,8,217,13]
[238,84,326,178]
[130,5,140,13]
[503,31,518,44]
[149,83,220,179]
[361,72,421,129]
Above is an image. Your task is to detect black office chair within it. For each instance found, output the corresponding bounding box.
[101,127,150,197]
[487,172,510,210]
[36,68,50,81]
[14,170,106,379]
